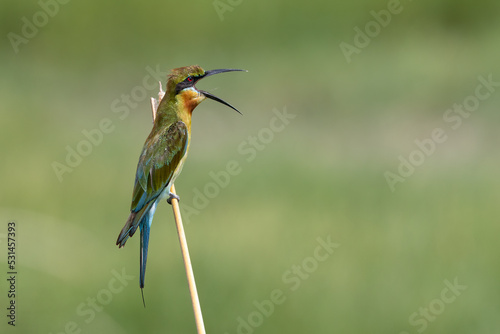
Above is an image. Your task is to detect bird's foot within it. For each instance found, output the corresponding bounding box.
[167,192,180,205]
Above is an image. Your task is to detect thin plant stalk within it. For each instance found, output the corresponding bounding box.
[151,83,206,334]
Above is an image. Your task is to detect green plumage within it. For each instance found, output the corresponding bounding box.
[115,65,245,299]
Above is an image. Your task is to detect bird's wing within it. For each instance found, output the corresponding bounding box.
[131,121,189,212]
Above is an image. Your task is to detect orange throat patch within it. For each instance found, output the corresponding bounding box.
[179,88,205,114]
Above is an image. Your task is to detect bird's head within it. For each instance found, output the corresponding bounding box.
[165,65,245,114]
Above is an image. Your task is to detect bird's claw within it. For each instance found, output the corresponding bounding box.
[167,192,180,205]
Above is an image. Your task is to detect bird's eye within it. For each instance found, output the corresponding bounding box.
[186,76,194,82]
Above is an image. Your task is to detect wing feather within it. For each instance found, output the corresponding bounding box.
[130,121,188,212]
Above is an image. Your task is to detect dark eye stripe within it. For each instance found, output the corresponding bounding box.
[175,76,197,94]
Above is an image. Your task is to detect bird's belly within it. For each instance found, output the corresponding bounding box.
[157,185,171,201]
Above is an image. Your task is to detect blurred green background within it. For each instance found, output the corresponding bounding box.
[1,0,500,333]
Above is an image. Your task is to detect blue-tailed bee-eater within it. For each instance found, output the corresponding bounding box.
[116,65,245,301]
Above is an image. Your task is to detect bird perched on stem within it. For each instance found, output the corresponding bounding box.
[116,65,245,304]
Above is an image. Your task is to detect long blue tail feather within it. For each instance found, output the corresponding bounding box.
[139,202,156,305]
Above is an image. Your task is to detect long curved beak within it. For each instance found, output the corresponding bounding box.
[198,69,246,114]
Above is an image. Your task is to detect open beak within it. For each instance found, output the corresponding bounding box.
[198,69,246,114]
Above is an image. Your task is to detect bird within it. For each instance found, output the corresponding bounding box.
[116,65,245,304]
